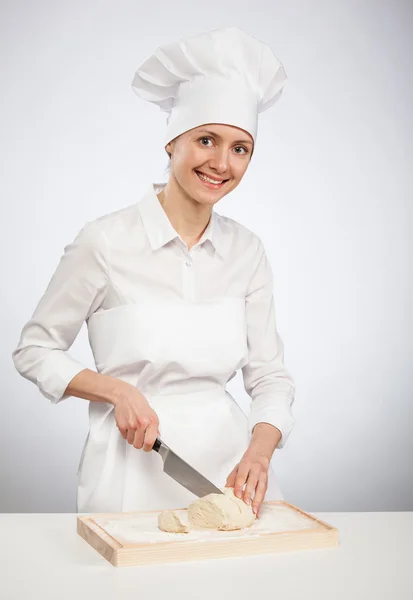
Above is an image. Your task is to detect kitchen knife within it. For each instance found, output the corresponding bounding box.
[152,437,224,498]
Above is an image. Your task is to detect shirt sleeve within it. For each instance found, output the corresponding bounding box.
[241,240,295,448]
[12,221,109,403]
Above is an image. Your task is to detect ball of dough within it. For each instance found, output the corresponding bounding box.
[187,487,256,531]
[158,510,189,533]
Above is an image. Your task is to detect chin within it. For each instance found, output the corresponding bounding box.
[193,180,233,204]
[178,173,233,204]
[193,188,225,206]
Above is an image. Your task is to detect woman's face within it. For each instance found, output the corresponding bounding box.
[165,123,254,206]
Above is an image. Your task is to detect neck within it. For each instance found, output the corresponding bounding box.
[157,177,212,250]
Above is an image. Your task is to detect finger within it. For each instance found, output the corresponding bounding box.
[233,462,250,498]
[143,421,158,452]
[252,472,268,516]
[242,469,260,506]
[225,465,238,488]
[133,425,145,449]
[126,425,137,445]
[134,414,154,449]
[118,422,128,439]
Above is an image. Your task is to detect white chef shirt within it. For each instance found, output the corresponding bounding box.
[12,183,295,447]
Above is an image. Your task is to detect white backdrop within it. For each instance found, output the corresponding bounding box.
[1,0,412,512]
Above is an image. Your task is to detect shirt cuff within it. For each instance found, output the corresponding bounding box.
[248,399,295,449]
[36,350,87,403]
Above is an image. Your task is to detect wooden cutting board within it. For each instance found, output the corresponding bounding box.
[77,500,338,567]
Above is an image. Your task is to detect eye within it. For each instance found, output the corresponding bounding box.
[199,136,213,147]
[234,146,248,155]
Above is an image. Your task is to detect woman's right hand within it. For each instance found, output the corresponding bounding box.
[111,384,160,452]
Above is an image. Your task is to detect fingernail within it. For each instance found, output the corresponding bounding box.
[245,497,251,505]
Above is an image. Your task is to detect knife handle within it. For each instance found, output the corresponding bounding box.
[152,438,162,453]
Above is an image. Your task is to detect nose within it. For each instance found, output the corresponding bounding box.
[208,146,229,175]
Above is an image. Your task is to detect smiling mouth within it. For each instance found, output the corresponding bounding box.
[195,170,230,188]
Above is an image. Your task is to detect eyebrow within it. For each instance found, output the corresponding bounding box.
[195,128,254,146]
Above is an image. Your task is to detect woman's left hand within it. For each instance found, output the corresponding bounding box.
[225,447,270,517]
[225,422,282,516]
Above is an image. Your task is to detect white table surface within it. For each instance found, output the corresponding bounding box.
[1,512,412,600]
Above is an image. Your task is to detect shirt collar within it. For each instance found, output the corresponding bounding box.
[137,183,227,259]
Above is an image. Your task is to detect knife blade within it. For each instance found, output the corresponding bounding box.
[152,437,224,498]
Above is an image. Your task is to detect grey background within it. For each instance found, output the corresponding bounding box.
[1,0,412,512]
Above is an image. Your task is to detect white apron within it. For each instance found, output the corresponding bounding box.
[77,298,283,513]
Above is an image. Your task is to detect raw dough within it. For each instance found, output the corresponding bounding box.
[158,510,189,533]
[187,487,256,531]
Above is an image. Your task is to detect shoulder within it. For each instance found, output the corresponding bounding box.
[214,212,266,260]
[90,203,142,240]
[73,202,142,250]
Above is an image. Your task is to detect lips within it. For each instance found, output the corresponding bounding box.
[195,171,229,188]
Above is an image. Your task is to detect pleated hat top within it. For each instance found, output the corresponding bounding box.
[131,26,287,145]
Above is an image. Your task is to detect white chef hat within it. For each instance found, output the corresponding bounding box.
[131,26,286,146]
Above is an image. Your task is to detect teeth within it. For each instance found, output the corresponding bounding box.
[197,172,224,185]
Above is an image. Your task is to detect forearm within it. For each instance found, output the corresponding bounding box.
[65,368,132,406]
[249,422,282,460]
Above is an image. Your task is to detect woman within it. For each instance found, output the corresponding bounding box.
[12,26,295,516]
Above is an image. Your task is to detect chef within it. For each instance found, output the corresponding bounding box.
[12,26,295,516]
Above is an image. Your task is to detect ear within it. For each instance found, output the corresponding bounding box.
[165,140,174,156]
